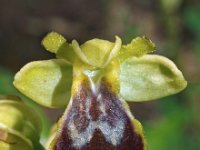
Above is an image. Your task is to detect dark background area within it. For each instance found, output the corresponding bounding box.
[0,0,200,149]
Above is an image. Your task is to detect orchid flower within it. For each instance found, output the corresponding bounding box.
[13,32,187,150]
[0,96,43,150]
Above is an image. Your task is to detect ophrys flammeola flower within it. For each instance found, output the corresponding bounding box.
[0,96,43,150]
[13,32,187,150]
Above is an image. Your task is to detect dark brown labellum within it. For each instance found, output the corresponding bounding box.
[54,80,144,150]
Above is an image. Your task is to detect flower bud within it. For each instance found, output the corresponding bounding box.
[0,96,43,150]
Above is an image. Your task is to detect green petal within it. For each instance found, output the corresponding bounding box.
[120,36,156,61]
[13,59,72,108]
[42,32,66,53]
[120,55,187,101]
[42,32,76,64]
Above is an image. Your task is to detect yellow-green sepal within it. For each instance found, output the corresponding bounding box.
[42,32,76,64]
[72,36,122,68]
[120,55,187,101]
[13,59,72,108]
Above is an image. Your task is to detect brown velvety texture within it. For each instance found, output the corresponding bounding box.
[54,81,144,150]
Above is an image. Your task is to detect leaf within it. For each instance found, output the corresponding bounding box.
[120,55,187,102]
[42,32,76,64]
[13,59,72,108]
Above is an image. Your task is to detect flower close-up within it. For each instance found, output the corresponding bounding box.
[12,32,187,150]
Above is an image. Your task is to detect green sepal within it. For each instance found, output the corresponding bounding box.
[42,32,76,64]
[13,59,72,108]
[72,36,122,67]
[120,55,187,102]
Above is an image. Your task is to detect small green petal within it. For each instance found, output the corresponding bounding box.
[42,32,66,53]
[103,36,122,67]
[72,40,90,65]
[120,55,187,102]
[42,32,76,64]
[120,36,156,60]
[13,59,72,108]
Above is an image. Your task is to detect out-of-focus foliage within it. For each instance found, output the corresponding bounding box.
[184,7,200,36]
[184,6,200,62]
[0,68,16,94]
[145,96,200,150]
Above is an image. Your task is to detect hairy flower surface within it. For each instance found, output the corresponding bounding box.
[13,32,187,150]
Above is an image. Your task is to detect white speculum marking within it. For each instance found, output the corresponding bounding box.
[68,104,125,149]
[68,72,125,149]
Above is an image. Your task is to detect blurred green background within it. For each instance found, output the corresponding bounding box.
[0,0,200,149]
